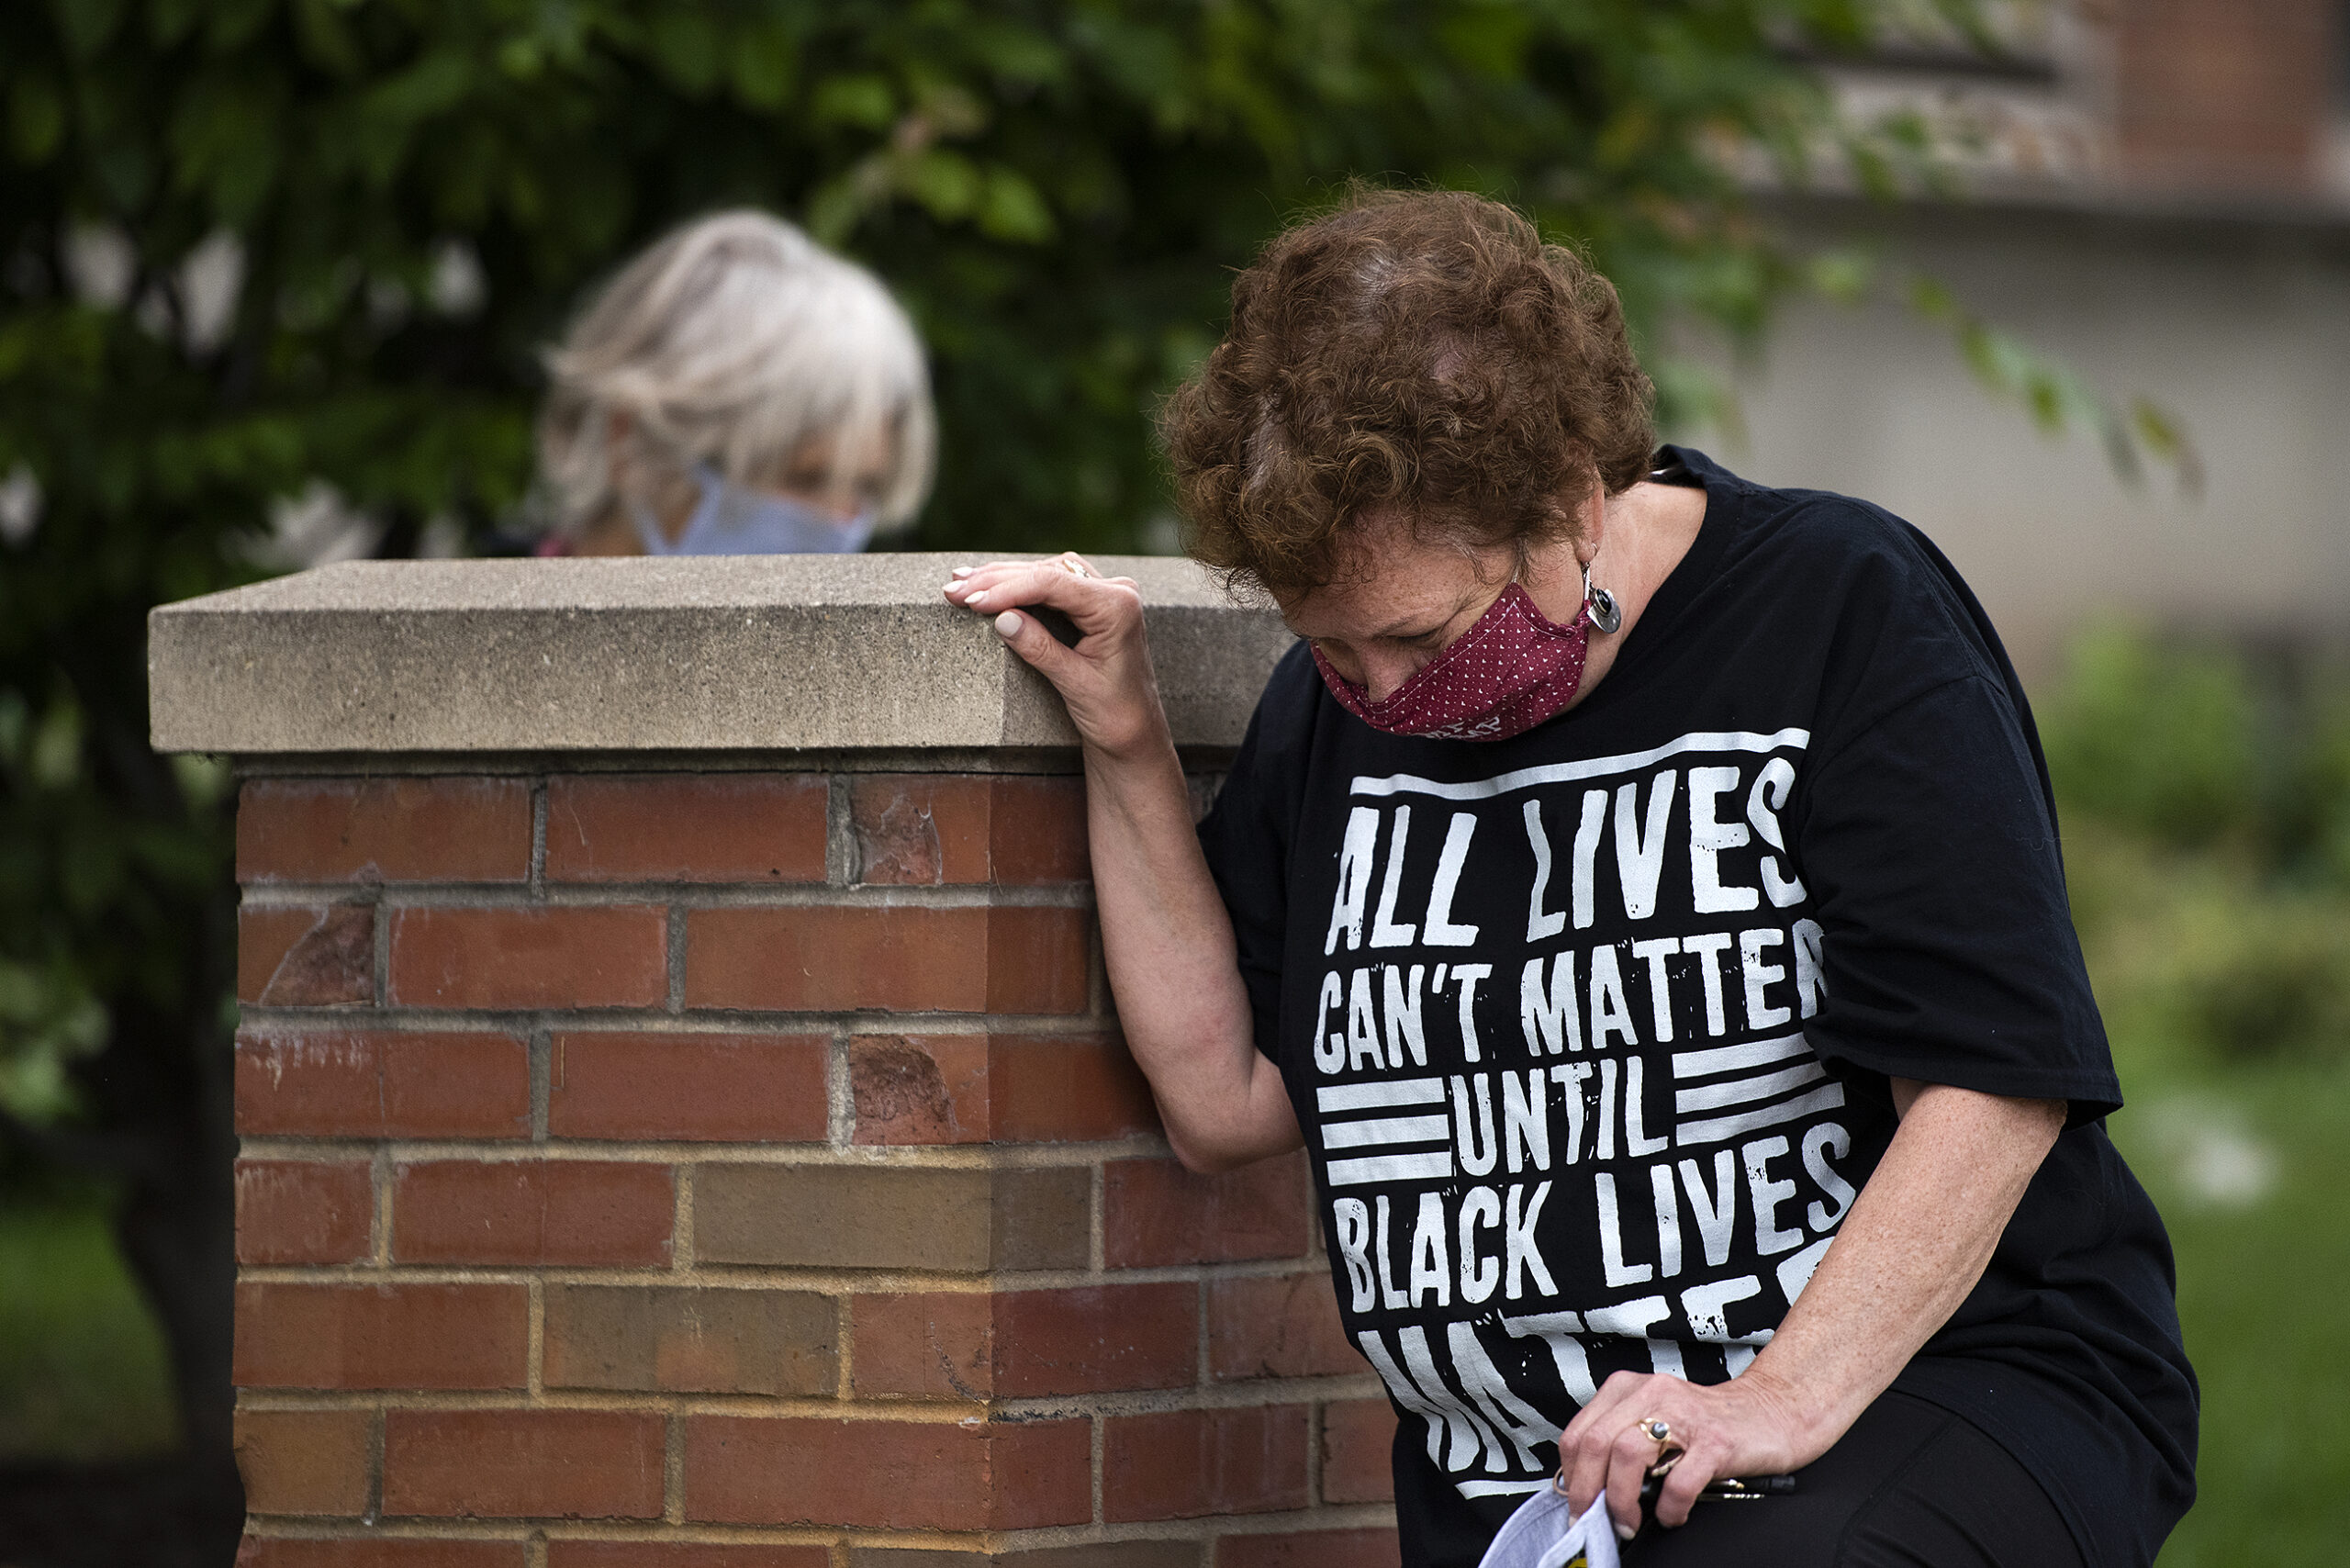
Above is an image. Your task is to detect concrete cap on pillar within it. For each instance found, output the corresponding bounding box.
[148,554,1293,756]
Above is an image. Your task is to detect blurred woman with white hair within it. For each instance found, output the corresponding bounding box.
[535,209,934,555]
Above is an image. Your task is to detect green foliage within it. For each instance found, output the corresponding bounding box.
[2042,622,2350,874]
[0,667,224,1128]
[0,1191,182,1460]
[0,957,108,1123]
[0,0,1935,567]
[2041,622,2265,849]
[1908,278,2202,497]
[2176,901,2350,1062]
[2046,623,2350,1066]
[0,0,1991,1131]
[2067,821,2350,1068]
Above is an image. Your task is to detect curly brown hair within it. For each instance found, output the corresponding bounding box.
[1160,187,1655,599]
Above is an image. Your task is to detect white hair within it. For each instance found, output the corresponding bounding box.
[537,209,935,538]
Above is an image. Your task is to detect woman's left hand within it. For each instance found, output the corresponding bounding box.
[1556,1083,2065,1540]
[1558,1365,1821,1538]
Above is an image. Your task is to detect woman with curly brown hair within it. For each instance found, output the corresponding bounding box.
[945,190,2193,1568]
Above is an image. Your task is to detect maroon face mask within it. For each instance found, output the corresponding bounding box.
[1309,573,1615,742]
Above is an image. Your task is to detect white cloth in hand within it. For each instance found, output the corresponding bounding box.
[1475,1485,1621,1568]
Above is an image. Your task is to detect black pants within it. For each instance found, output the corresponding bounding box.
[1624,1392,2084,1568]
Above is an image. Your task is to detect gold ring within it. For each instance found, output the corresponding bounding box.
[1059,555,1090,577]
[1638,1416,1684,1480]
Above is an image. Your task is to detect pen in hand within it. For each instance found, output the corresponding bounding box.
[1633,1469,1797,1537]
[1693,1473,1796,1500]
[1636,1471,1796,1507]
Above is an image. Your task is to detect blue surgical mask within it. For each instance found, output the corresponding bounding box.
[635,465,877,555]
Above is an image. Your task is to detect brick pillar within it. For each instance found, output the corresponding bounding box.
[151,556,1398,1568]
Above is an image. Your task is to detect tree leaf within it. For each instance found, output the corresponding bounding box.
[9,76,67,163]
[812,73,896,129]
[978,164,1055,242]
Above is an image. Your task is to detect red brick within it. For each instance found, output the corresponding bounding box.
[382,1408,663,1519]
[990,1035,1158,1142]
[985,776,1090,883]
[1104,1151,1311,1268]
[685,906,1089,1014]
[688,905,980,1012]
[543,1284,836,1396]
[851,1036,990,1144]
[1321,1399,1397,1504]
[233,1407,374,1516]
[693,1165,993,1271]
[1104,1406,1310,1522]
[990,1418,1100,1527]
[240,778,532,884]
[850,776,991,884]
[684,1416,1089,1529]
[983,907,1091,1014]
[990,1284,1195,1396]
[688,1416,970,1528]
[393,1160,672,1266]
[545,775,826,883]
[993,1548,1202,1568]
[388,906,666,1010]
[550,1548,831,1568]
[1208,1272,1358,1381]
[850,776,1085,886]
[240,903,374,1006]
[1213,1533,1400,1568]
[549,1033,827,1142]
[237,1030,531,1140]
[234,1282,526,1390]
[237,1159,373,1265]
[991,1167,1093,1271]
[850,1293,994,1399]
[238,1543,522,1568]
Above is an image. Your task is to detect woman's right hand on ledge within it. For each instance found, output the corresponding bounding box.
[944,553,1169,760]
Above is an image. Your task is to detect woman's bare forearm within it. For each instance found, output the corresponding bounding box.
[1082,724,1301,1171]
[939,556,1300,1172]
[1738,1081,2065,1449]
[1562,1080,2065,1529]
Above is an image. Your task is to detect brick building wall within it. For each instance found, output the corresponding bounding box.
[150,558,1393,1567]
[2111,0,2341,191]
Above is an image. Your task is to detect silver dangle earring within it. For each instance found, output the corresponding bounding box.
[1582,561,1622,635]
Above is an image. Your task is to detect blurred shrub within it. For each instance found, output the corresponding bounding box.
[2078,839,2350,1065]
[2047,623,2350,1064]
[2277,689,2350,887]
[2039,621,2263,849]
[2177,901,2350,1060]
[2043,622,2350,874]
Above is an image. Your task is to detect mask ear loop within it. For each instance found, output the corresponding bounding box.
[1582,559,1623,635]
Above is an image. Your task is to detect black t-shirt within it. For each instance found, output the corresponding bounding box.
[1195,449,2197,1568]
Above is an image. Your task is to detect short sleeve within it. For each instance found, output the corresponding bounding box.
[1195,648,1315,1065]
[1795,674,2122,1123]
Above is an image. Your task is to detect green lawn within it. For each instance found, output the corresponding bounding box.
[0,1194,180,1462]
[2109,1051,2350,1565]
[2065,805,2350,1565]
